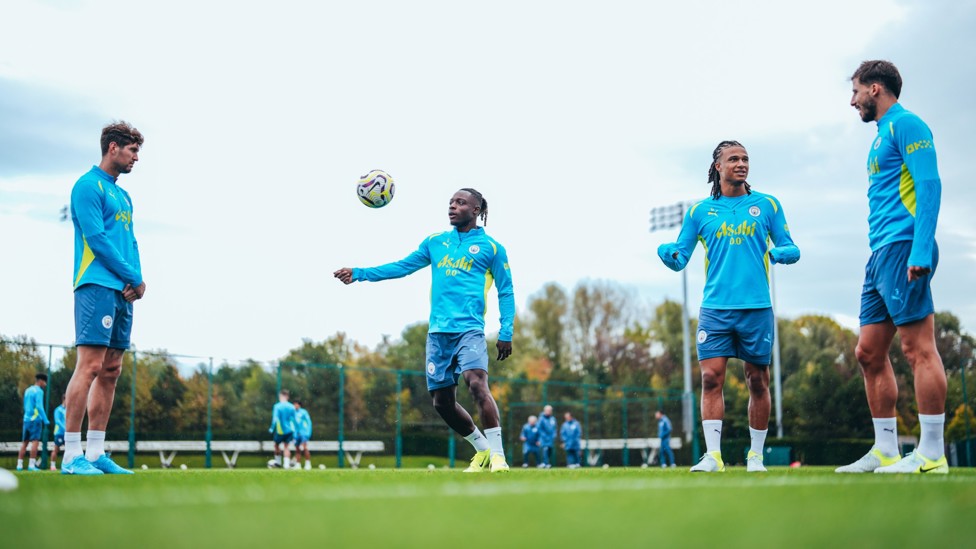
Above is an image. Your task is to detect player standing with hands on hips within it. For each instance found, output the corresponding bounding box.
[836,60,948,474]
[658,140,800,472]
[335,188,515,473]
[62,122,146,475]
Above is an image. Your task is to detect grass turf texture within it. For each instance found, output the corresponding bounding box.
[3,466,975,547]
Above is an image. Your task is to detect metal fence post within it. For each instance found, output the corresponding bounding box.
[962,362,972,467]
[395,371,402,469]
[206,357,213,469]
[128,350,137,468]
[583,385,590,467]
[448,427,456,468]
[338,365,345,469]
[621,395,629,467]
[691,391,700,460]
[41,345,52,469]
[275,363,282,397]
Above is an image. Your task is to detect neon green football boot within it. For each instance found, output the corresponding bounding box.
[463,449,491,473]
[489,453,510,473]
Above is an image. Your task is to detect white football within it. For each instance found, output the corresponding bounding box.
[427,464,435,470]
[318,464,326,470]
[141,464,148,470]
[180,464,188,470]
[368,464,376,470]
[0,468,17,492]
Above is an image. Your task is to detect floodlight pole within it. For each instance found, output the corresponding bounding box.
[649,201,698,458]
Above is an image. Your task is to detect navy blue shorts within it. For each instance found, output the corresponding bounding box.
[22,419,43,442]
[697,307,774,366]
[74,284,133,349]
[294,436,309,446]
[273,432,294,445]
[425,331,489,391]
[860,240,938,327]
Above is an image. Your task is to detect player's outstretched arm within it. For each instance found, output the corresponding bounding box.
[767,197,800,265]
[657,206,698,271]
[333,268,355,285]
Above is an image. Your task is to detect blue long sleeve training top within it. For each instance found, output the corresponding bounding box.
[353,227,515,340]
[54,404,66,436]
[71,166,142,290]
[560,419,581,450]
[23,385,49,424]
[658,190,799,309]
[537,414,557,445]
[658,415,672,438]
[270,401,296,435]
[295,408,312,438]
[866,103,942,268]
[521,423,540,445]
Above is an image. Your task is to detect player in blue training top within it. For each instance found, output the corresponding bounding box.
[837,61,948,474]
[656,410,675,468]
[537,405,557,468]
[62,122,145,476]
[335,188,516,473]
[293,399,313,470]
[268,390,297,469]
[17,373,50,471]
[50,395,67,471]
[658,140,800,473]
[519,415,541,467]
[560,412,582,468]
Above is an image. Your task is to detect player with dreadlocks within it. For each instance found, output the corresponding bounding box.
[334,188,515,473]
[657,140,800,472]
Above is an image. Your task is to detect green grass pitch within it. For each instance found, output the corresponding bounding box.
[3,465,976,547]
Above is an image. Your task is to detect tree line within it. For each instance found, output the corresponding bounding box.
[2,280,974,447]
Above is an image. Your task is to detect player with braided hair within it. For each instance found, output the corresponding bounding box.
[334,188,515,473]
[657,140,800,472]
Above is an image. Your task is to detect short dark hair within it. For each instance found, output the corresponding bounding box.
[294,399,302,406]
[35,373,48,382]
[851,60,903,99]
[101,121,144,156]
[280,389,290,398]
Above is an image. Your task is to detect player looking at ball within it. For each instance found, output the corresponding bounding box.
[62,121,145,475]
[334,188,515,473]
[836,60,948,474]
[657,140,800,473]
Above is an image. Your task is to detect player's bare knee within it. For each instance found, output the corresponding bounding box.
[701,369,724,392]
[100,364,122,381]
[855,343,885,372]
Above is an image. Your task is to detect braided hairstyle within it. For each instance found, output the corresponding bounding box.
[459,187,488,226]
[707,140,751,199]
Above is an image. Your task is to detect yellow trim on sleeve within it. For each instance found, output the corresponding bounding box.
[764,197,778,213]
[74,237,96,287]
[899,164,917,216]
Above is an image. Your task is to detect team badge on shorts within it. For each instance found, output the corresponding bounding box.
[749,206,760,217]
[427,362,436,375]
[102,315,113,329]
[697,330,708,343]
[468,245,480,255]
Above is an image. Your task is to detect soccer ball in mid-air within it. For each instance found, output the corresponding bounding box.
[357,169,395,208]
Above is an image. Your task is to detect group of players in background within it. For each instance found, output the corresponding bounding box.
[12,58,949,475]
[519,406,584,468]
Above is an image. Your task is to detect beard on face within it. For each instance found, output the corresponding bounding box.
[860,96,877,122]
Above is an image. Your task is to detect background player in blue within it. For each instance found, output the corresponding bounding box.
[537,405,556,468]
[293,399,313,470]
[335,188,515,473]
[50,396,67,471]
[837,61,948,474]
[17,373,49,471]
[62,122,145,476]
[519,415,541,467]
[560,412,581,468]
[269,390,297,469]
[658,140,800,473]
[656,410,675,468]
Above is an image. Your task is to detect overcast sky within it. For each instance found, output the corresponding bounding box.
[1,0,974,366]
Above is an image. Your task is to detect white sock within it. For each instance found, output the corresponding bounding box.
[464,428,490,452]
[702,420,722,454]
[274,454,282,465]
[917,413,945,459]
[283,456,290,468]
[872,417,899,456]
[63,432,82,464]
[29,458,36,468]
[749,427,767,457]
[85,430,106,461]
[484,427,504,457]
[17,459,23,469]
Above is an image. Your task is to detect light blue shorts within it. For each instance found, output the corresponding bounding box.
[74,284,133,349]
[425,331,489,391]
[697,307,774,366]
[860,240,938,327]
